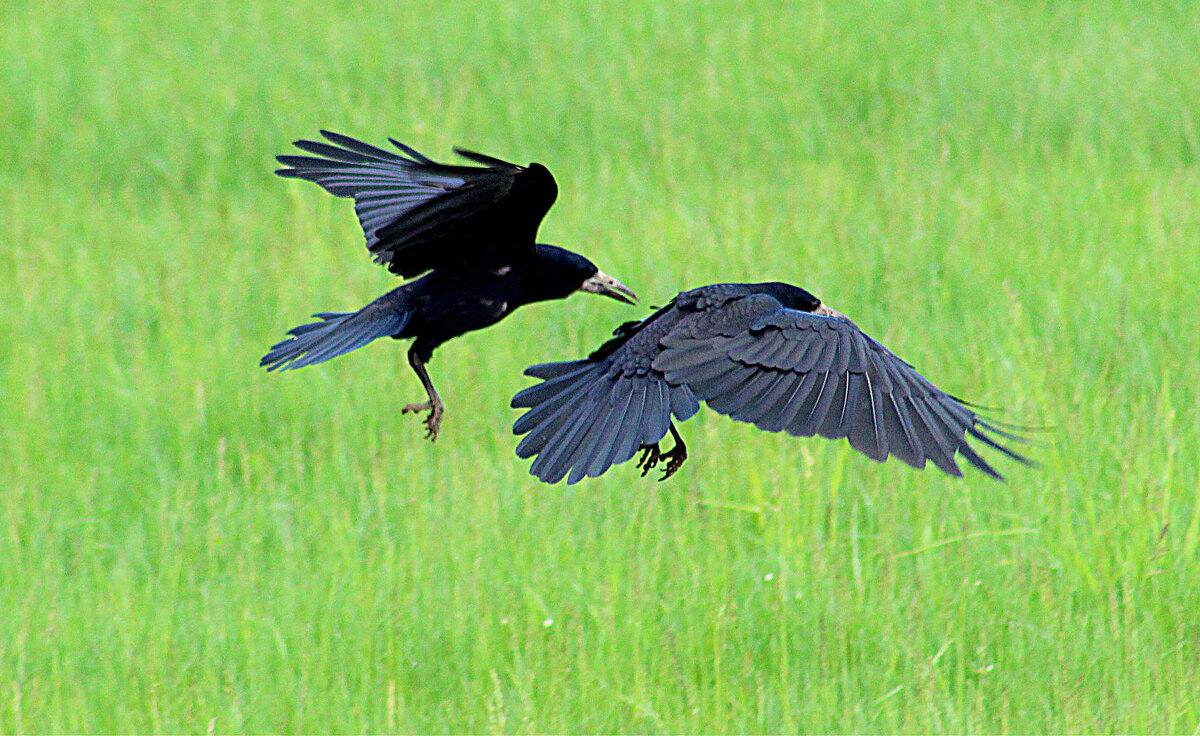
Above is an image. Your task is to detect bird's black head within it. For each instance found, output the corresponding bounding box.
[524,244,638,305]
[754,281,853,323]
[753,282,822,311]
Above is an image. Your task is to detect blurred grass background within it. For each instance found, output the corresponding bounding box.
[2,0,1199,731]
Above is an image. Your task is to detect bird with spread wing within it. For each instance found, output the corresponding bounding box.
[261,131,636,440]
[512,282,1032,483]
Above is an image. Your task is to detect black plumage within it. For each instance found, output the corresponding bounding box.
[512,282,1032,484]
[262,131,636,440]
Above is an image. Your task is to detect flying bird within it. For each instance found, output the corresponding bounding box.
[261,131,636,440]
[512,282,1031,483]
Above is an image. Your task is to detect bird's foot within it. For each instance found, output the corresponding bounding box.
[401,400,444,442]
[636,440,687,481]
[637,443,662,476]
[658,442,687,480]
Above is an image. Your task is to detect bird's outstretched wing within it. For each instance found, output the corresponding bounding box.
[653,297,1032,479]
[276,131,558,277]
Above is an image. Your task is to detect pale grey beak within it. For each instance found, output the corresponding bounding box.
[813,302,855,326]
[579,270,638,305]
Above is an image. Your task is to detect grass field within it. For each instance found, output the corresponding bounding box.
[3,0,1200,731]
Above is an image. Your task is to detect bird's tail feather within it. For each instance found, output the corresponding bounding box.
[261,300,410,371]
[511,360,698,484]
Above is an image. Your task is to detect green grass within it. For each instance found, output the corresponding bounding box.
[3,0,1200,731]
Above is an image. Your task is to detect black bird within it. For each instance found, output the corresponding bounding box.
[261,131,637,440]
[512,282,1032,483]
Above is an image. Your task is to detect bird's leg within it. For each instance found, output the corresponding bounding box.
[400,347,444,441]
[657,423,688,480]
[636,424,688,481]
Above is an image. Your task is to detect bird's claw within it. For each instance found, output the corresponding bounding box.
[658,443,687,480]
[636,441,687,481]
[637,443,661,476]
[402,401,444,442]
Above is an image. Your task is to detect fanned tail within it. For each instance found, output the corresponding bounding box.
[512,360,699,484]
